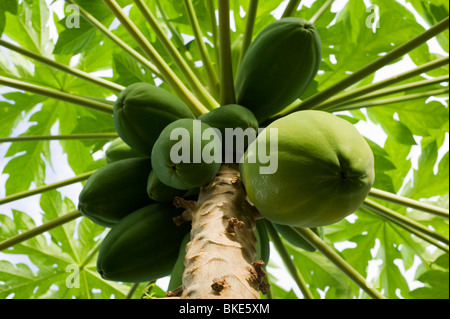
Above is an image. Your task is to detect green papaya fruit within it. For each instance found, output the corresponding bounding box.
[151,118,222,190]
[198,104,259,162]
[105,137,148,163]
[198,104,259,137]
[167,232,190,291]
[78,158,153,227]
[235,18,322,123]
[147,170,187,203]
[272,223,323,252]
[240,110,375,228]
[255,220,270,267]
[113,82,195,155]
[97,203,190,283]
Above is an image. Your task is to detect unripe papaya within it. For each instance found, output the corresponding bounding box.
[147,170,187,203]
[105,137,148,163]
[198,104,259,162]
[198,104,259,138]
[167,232,190,291]
[96,203,191,283]
[151,119,222,190]
[78,158,153,227]
[113,82,195,155]
[255,220,270,267]
[240,110,375,228]
[235,18,322,123]
[272,223,323,252]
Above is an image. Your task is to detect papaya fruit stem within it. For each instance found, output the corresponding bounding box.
[180,164,260,298]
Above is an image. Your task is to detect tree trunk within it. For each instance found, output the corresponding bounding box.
[170,164,266,299]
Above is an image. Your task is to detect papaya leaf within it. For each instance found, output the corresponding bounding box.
[53,0,115,55]
[404,137,450,200]
[383,137,413,192]
[0,92,45,140]
[3,103,54,196]
[2,93,101,196]
[325,204,447,299]
[0,0,17,37]
[367,108,417,146]
[0,190,141,299]
[393,100,449,138]
[409,269,449,299]
[2,0,51,55]
[409,254,449,299]
[405,0,449,55]
[53,23,98,56]
[112,53,154,87]
[364,139,397,193]
[285,243,355,299]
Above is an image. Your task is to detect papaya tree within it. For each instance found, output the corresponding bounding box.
[0,0,448,300]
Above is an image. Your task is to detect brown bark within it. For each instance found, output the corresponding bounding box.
[176,164,263,299]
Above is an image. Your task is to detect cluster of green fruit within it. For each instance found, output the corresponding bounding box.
[77,17,375,284]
